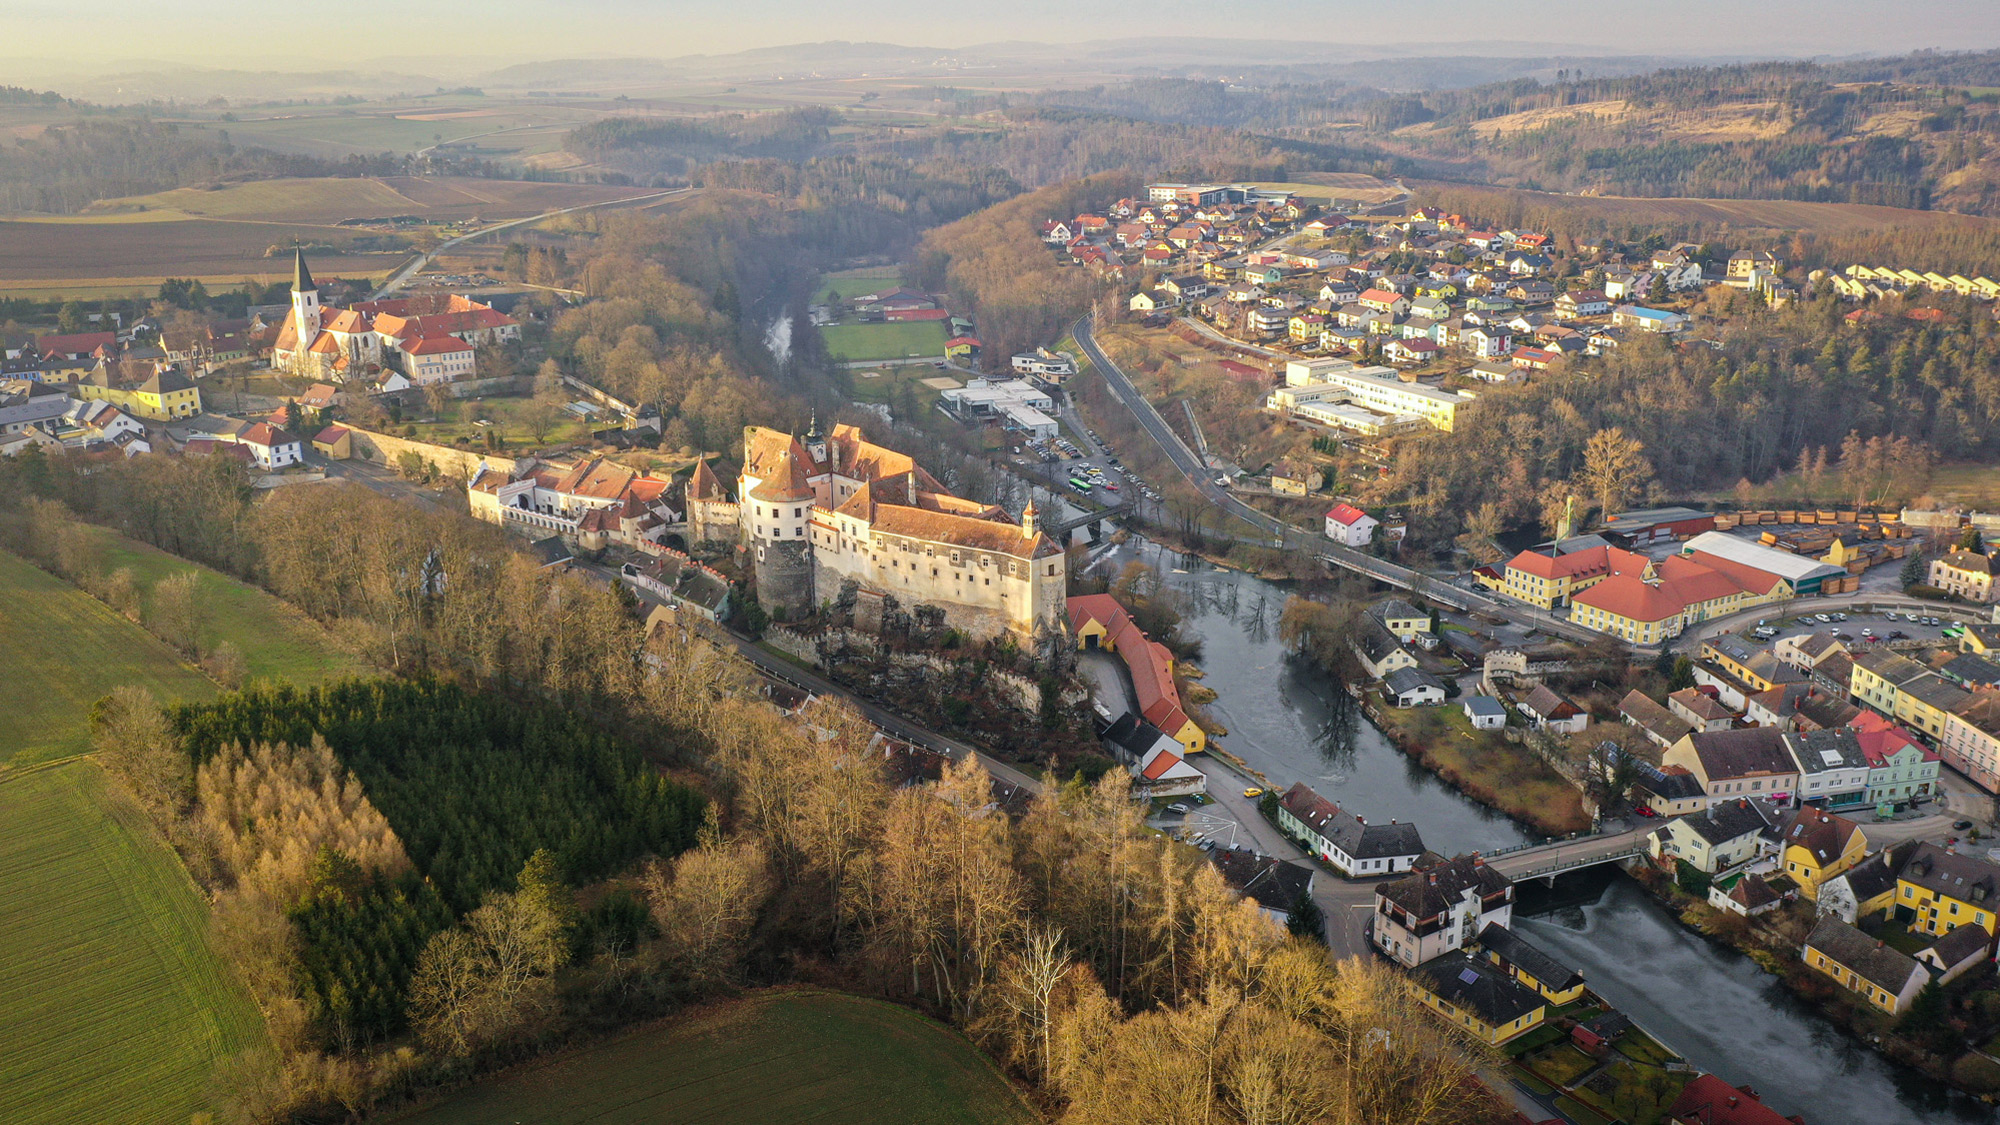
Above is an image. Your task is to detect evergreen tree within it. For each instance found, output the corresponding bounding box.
[1285,887,1325,943]
[1902,551,1927,589]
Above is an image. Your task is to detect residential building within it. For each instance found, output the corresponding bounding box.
[1649,798,1778,874]
[1554,289,1611,319]
[1780,728,1871,811]
[1817,843,1916,924]
[1277,782,1425,877]
[1352,614,1418,679]
[1662,727,1800,807]
[1477,923,1587,1004]
[1010,349,1077,380]
[1323,502,1379,546]
[1518,684,1587,734]
[1802,916,1929,1015]
[1774,805,1867,898]
[1931,548,1998,602]
[1712,873,1784,918]
[1633,763,1711,818]
[1620,689,1694,747]
[74,364,202,421]
[1850,711,1942,806]
[1410,950,1548,1046]
[473,454,682,554]
[1384,667,1447,707]
[1668,1075,1805,1125]
[1208,848,1315,925]
[1370,598,1430,643]
[1894,842,2000,938]
[223,422,303,470]
[1070,594,1204,755]
[1371,854,1515,967]
[1941,694,2000,794]
[1669,687,1736,731]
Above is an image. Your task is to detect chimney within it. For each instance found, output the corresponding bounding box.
[1428,872,1438,885]
[1726,1097,1740,1109]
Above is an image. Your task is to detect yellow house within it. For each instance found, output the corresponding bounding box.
[1895,843,2000,938]
[1776,807,1867,900]
[1371,599,1431,644]
[1478,924,1588,1005]
[1413,951,1548,1046]
[1803,916,1928,1015]
[1067,594,1206,754]
[1851,651,1970,742]
[76,366,202,421]
[1822,537,1866,568]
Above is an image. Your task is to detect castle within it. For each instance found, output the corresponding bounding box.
[686,422,1066,640]
[271,249,518,382]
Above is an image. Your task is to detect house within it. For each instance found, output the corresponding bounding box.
[1356,288,1411,316]
[1649,798,1778,875]
[1277,782,1425,877]
[1816,843,1916,924]
[298,383,339,410]
[1620,690,1693,747]
[1068,594,1205,755]
[1384,338,1441,365]
[1633,761,1711,819]
[1518,684,1586,735]
[1668,1075,1805,1125]
[1712,873,1784,917]
[1802,916,1929,1015]
[1372,853,1515,967]
[1370,598,1430,643]
[1384,667,1447,707]
[1931,549,1998,602]
[1663,727,1800,807]
[1324,503,1378,546]
[1463,695,1507,730]
[1851,651,1967,749]
[1850,712,1941,808]
[1269,459,1321,496]
[1554,289,1611,319]
[1352,615,1418,680]
[228,422,303,470]
[1774,805,1867,899]
[1612,305,1688,333]
[1477,923,1587,1004]
[1780,728,1871,811]
[1104,715,1207,798]
[1894,842,2000,939]
[310,424,352,460]
[1208,848,1315,924]
[1916,920,1995,988]
[1410,950,1548,1046]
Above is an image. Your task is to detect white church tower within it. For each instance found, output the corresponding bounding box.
[290,245,320,345]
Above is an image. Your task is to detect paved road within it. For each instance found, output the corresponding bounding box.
[368,187,695,299]
[1485,827,1651,881]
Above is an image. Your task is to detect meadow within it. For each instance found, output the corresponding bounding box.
[389,990,1037,1125]
[0,549,217,765]
[403,391,596,450]
[820,320,950,362]
[0,761,266,1125]
[1406,177,2000,236]
[813,265,902,302]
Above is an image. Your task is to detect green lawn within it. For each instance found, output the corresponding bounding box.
[83,528,372,690]
[390,990,1037,1125]
[814,267,902,302]
[0,761,266,1125]
[820,321,950,362]
[0,550,216,766]
[848,363,954,409]
[403,392,595,451]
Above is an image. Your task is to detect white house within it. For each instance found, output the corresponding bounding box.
[1372,854,1515,967]
[230,422,304,470]
[1385,667,1447,707]
[1463,695,1507,730]
[1325,502,1378,546]
[1277,782,1425,877]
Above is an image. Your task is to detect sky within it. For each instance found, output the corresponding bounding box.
[7,0,2000,73]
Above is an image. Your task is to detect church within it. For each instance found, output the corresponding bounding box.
[270,249,518,382]
[686,421,1067,640]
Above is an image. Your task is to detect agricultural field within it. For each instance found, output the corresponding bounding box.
[820,321,950,362]
[1405,178,2000,236]
[0,761,265,1125]
[0,550,216,766]
[1248,173,1405,205]
[82,175,661,224]
[173,103,602,161]
[390,990,1037,1125]
[814,266,902,302]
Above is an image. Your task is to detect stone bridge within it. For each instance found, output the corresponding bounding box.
[1482,826,1652,883]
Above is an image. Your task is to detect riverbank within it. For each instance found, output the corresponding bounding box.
[1363,692,1593,838]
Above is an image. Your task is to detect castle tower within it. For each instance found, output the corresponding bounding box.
[1022,500,1038,539]
[290,246,321,348]
[803,412,827,467]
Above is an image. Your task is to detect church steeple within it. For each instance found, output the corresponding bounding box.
[291,244,316,294]
[288,244,321,352]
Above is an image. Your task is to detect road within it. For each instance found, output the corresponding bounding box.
[1484,827,1651,881]
[367,186,696,300]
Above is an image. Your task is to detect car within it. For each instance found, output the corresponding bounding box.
[1883,612,1899,621]
[1165,802,1189,815]
[1815,613,1832,624]
[1862,628,1874,637]
[1105,483,1119,491]
[1955,820,1975,830]
[1836,633,1854,642]
[1833,613,1847,622]
[1634,806,1658,818]
[1243,787,1264,798]
[1890,630,1909,640]
[1928,616,1942,627]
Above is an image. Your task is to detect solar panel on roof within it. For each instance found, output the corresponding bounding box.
[1458,968,1480,985]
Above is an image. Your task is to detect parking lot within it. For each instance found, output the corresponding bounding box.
[1746,604,1984,650]
[1013,423,1163,513]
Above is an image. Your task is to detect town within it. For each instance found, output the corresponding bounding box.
[11,25,2000,1125]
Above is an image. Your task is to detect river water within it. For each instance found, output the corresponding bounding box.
[1101,538,1991,1123]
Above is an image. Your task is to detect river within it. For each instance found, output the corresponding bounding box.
[1099,537,1992,1123]
[1519,872,1991,1124]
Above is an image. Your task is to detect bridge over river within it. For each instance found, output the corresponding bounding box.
[1481,825,1652,882]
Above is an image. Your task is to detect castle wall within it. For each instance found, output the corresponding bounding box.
[755,537,814,615]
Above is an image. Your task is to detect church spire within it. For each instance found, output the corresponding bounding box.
[291,244,316,294]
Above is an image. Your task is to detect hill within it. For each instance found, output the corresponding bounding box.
[388,990,1038,1125]
[0,760,266,1125]
[78,176,659,224]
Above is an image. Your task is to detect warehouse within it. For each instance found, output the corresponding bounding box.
[1681,531,1849,597]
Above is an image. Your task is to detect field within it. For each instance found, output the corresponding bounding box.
[1406,178,2000,236]
[814,266,902,302]
[405,392,597,450]
[80,526,372,689]
[1248,173,1405,204]
[390,990,1037,1125]
[0,550,217,766]
[0,760,266,1125]
[820,321,950,362]
[81,175,661,224]
[848,365,956,409]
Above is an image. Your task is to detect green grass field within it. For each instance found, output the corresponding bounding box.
[820,321,950,362]
[0,761,266,1125]
[403,392,595,450]
[390,991,1037,1125]
[814,267,902,302]
[80,528,371,690]
[0,551,217,766]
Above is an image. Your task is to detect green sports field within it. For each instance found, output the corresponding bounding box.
[0,550,217,765]
[820,320,950,362]
[813,266,902,302]
[0,761,266,1125]
[390,991,1038,1125]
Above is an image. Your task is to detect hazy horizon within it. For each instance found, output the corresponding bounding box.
[6,0,2000,82]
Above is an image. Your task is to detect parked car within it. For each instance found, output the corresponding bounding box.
[1815,613,1832,624]
[1954,820,1975,830]
[1243,787,1264,798]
